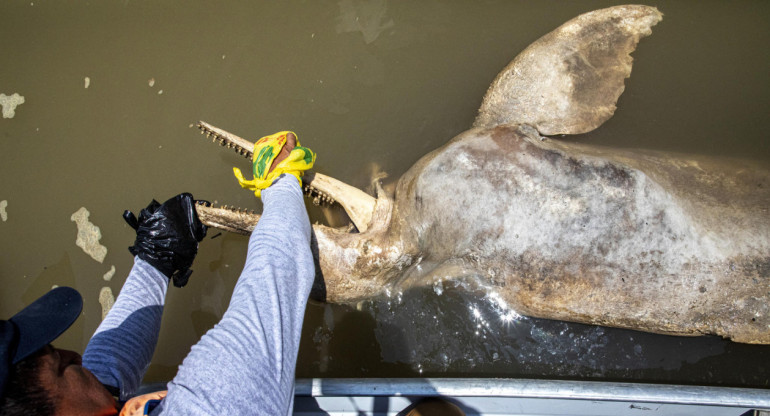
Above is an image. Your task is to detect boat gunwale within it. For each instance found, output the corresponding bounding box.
[294,378,770,409]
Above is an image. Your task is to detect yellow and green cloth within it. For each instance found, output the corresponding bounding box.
[233,131,316,197]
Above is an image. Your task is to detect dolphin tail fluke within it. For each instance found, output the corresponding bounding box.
[474,5,662,135]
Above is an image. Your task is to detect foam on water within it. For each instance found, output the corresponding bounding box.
[0,93,24,118]
[70,207,108,263]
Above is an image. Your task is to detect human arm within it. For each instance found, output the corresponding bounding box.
[82,193,206,400]
[82,259,168,400]
[154,175,315,415]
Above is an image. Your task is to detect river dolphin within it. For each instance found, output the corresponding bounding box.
[193,5,770,344]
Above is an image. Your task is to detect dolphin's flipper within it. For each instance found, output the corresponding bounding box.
[474,5,662,135]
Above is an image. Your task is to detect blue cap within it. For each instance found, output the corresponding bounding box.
[0,287,83,400]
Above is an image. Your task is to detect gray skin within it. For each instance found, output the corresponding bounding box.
[304,5,769,345]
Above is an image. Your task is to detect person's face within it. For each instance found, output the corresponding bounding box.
[36,345,118,415]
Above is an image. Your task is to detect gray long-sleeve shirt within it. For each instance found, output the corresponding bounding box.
[82,176,316,415]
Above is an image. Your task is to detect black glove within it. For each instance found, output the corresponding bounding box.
[123,193,207,287]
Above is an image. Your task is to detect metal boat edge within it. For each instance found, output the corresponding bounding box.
[293,378,770,416]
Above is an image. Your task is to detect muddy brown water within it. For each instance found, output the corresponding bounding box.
[1,1,768,388]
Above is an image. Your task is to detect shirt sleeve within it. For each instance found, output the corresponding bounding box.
[153,175,316,415]
[82,257,169,400]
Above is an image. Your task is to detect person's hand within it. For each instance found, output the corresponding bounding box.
[232,131,316,197]
[268,132,296,174]
[122,193,207,287]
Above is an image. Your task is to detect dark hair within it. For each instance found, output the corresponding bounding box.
[0,349,56,416]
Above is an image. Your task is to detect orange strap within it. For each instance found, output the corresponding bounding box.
[119,391,167,416]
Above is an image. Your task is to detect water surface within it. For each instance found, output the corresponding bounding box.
[1,0,768,387]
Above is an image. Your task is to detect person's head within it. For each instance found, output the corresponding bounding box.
[0,287,117,415]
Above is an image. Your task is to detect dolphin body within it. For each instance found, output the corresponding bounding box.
[197,5,770,344]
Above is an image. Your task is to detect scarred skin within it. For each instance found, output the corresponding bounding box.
[196,5,770,344]
[301,123,769,344]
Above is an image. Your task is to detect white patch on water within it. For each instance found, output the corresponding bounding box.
[99,286,114,321]
[336,0,394,44]
[103,265,115,281]
[148,78,155,87]
[84,77,90,88]
[0,93,25,118]
[70,207,108,263]
[0,200,7,221]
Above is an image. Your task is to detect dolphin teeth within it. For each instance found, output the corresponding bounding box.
[302,185,336,207]
[298,183,335,206]
[196,121,254,160]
